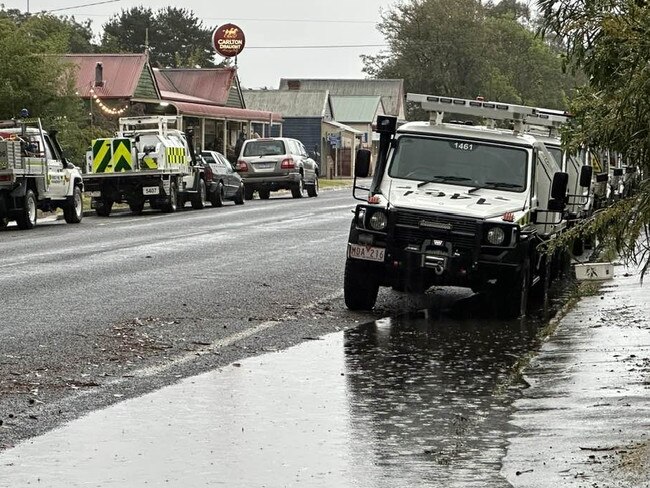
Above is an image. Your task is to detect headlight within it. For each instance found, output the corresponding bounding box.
[486,227,506,245]
[369,211,388,231]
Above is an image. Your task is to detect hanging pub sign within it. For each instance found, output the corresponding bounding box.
[213,23,246,58]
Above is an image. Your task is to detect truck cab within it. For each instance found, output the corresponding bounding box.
[344,94,570,318]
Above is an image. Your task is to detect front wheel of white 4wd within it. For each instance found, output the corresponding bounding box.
[344,258,380,310]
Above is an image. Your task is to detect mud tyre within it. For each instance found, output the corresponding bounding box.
[191,179,207,210]
[210,182,225,207]
[344,258,380,310]
[64,186,83,223]
[95,197,113,217]
[291,176,305,198]
[499,256,530,319]
[234,183,245,205]
[258,189,271,200]
[17,189,37,230]
[306,175,319,197]
[162,180,178,213]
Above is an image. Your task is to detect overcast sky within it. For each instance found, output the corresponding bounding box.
[3,0,396,88]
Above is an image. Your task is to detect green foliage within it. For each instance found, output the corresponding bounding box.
[363,0,580,118]
[0,14,79,120]
[538,0,650,274]
[101,6,216,68]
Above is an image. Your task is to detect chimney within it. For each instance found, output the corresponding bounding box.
[94,62,104,87]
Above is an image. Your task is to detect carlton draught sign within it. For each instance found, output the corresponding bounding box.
[213,23,246,58]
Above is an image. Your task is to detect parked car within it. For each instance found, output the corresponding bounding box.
[236,137,319,200]
[199,151,245,206]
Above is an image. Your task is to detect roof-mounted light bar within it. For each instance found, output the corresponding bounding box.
[524,112,570,129]
[406,93,536,125]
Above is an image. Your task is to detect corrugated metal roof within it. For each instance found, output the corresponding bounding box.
[63,54,152,99]
[322,119,363,134]
[170,101,282,123]
[330,96,382,123]
[154,68,237,106]
[242,90,329,118]
[278,78,404,118]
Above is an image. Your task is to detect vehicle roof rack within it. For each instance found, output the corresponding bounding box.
[406,93,536,131]
[118,116,181,135]
[522,108,571,138]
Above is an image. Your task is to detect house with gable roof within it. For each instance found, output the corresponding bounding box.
[278,78,405,174]
[64,54,283,161]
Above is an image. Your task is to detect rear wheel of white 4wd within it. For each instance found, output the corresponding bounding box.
[306,175,319,197]
[499,256,530,319]
[16,189,37,230]
[291,176,304,198]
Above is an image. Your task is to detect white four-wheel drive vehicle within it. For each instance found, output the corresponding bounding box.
[0,117,83,230]
[344,94,572,318]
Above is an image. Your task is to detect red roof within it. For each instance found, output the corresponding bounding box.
[63,54,150,99]
[169,101,282,123]
[154,68,237,106]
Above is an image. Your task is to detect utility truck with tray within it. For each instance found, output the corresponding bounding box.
[0,116,83,230]
[84,116,207,216]
[344,94,571,317]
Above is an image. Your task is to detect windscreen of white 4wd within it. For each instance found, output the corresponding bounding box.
[388,136,528,192]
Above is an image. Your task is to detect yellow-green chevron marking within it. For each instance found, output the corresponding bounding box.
[92,139,112,173]
[112,139,132,172]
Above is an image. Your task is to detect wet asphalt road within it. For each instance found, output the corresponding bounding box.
[0,185,578,486]
[0,313,546,488]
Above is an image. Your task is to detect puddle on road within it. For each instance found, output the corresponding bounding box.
[0,305,545,488]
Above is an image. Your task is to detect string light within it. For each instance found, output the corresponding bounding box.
[89,88,129,116]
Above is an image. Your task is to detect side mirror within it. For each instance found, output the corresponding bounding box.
[595,173,609,183]
[612,168,624,177]
[625,166,637,174]
[551,171,569,200]
[355,149,371,178]
[375,115,397,135]
[143,145,156,154]
[579,165,593,188]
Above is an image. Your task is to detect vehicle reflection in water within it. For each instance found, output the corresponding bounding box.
[343,302,541,487]
[0,298,544,488]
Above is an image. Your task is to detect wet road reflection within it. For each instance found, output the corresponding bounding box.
[0,304,543,488]
[343,307,540,487]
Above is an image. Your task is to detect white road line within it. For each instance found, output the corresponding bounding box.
[45,290,345,408]
[0,261,29,269]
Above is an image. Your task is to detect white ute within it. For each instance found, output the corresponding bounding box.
[0,116,83,230]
